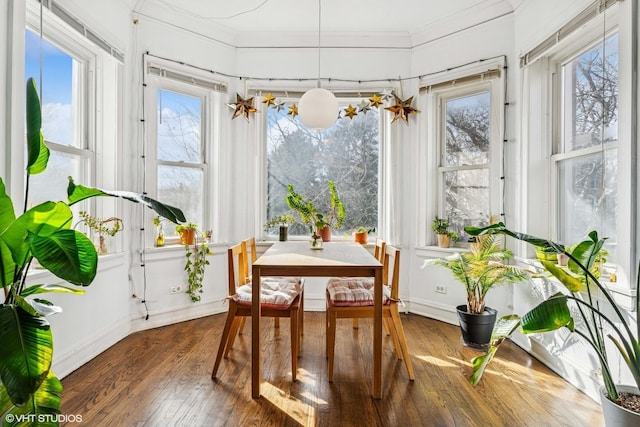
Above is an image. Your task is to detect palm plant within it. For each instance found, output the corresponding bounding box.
[465,223,639,407]
[423,234,528,314]
[0,78,185,421]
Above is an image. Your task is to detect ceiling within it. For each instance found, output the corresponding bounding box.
[129,0,524,47]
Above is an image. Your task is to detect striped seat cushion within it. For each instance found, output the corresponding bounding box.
[326,277,391,307]
[234,277,302,310]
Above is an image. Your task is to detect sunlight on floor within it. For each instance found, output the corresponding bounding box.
[261,382,317,427]
[414,354,458,368]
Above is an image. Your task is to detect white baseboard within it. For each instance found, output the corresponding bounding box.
[131,300,228,332]
[406,297,458,325]
[53,317,130,379]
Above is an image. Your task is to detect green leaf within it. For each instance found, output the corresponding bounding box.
[1,202,73,268]
[1,371,62,426]
[66,178,186,224]
[541,261,584,293]
[0,240,15,288]
[20,284,85,298]
[0,305,53,406]
[25,78,49,176]
[0,178,16,234]
[464,223,564,252]
[469,314,521,385]
[30,230,97,286]
[520,294,573,333]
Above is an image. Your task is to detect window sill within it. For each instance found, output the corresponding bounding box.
[415,245,469,258]
[141,242,226,262]
[28,252,126,281]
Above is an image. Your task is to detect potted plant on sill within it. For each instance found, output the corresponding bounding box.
[76,211,123,255]
[354,226,376,244]
[0,78,186,422]
[264,214,297,241]
[465,223,640,425]
[176,222,197,245]
[423,233,529,349]
[432,216,459,248]
[176,222,210,302]
[285,181,345,242]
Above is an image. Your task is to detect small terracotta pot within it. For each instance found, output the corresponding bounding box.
[354,231,368,244]
[317,226,332,242]
[180,228,196,245]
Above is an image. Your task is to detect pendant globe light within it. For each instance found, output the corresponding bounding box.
[298,0,338,130]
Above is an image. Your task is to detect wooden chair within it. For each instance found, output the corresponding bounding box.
[245,237,304,334]
[352,239,385,329]
[325,244,414,382]
[212,241,302,380]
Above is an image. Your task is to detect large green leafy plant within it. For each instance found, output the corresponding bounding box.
[423,234,528,314]
[465,223,639,405]
[285,181,345,232]
[0,78,185,423]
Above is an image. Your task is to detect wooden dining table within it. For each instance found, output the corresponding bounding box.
[251,241,384,398]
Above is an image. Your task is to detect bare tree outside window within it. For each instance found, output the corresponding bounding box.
[266,104,379,237]
[441,92,491,242]
[558,33,618,258]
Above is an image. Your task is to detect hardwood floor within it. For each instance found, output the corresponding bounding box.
[61,312,603,426]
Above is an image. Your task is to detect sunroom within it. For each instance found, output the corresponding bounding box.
[1,0,638,425]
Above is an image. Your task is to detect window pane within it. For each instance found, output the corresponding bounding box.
[266,105,379,237]
[25,29,78,148]
[157,89,202,163]
[158,165,203,233]
[558,149,617,259]
[562,34,619,151]
[444,92,490,167]
[443,169,489,241]
[29,151,85,207]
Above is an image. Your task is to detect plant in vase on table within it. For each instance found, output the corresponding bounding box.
[464,223,640,425]
[0,78,186,422]
[423,233,529,349]
[285,181,345,243]
[431,216,459,248]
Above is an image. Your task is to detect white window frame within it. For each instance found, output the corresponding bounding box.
[419,59,504,248]
[254,89,389,242]
[146,62,225,246]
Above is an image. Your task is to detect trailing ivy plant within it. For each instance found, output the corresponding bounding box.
[183,232,210,302]
[0,78,186,424]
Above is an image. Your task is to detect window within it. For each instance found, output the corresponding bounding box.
[265,98,380,238]
[147,64,225,241]
[156,88,205,233]
[553,33,618,259]
[439,91,491,241]
[24,27,92,206]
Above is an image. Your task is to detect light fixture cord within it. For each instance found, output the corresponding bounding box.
[317,0,321,87]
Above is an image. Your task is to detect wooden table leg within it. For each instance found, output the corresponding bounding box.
[373,267,382,398]
[252,266,261,398]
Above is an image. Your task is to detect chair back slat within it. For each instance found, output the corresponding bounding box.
[227,241,249,295]
[385,245,401,299]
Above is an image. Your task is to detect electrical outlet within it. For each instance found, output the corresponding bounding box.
[435,285,447,294]
[170,286,182,295]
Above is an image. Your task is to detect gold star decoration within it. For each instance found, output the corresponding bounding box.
[369,94,384,108]
[344,104,358,119]
[384,95,419,125]
[227,94,257,122]
[288,103,299,118]
[262,92,276,107]
[358,100,371,114]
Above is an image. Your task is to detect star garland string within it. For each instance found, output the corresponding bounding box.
[227,90,420,125]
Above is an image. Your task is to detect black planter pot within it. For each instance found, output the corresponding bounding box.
[279,225,288,241]
[456,305,498,349]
